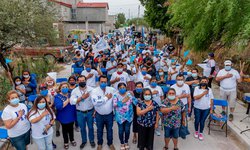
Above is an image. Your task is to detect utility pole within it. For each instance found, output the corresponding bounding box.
[137,5,140,30]
[129,9,130,20]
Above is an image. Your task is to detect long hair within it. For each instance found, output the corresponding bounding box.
[28,96,54,120]
[140,88,152,101]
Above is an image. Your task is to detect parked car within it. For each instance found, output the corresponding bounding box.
[12,46,74,63]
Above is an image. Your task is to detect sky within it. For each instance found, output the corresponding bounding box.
[83,0,145,19]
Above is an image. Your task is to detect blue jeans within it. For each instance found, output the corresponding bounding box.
[77,109,94,144]
[117,121,132,144]
[164,127,180,139]
[33,133,53,150]
[194,108,210,133]
[96,112,113,146]
[10,129,30,150]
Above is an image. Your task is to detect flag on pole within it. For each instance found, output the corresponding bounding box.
[5,58,12,64]
[141,27,145,39]
[186,59,193,65]
[93,38,110,53]
[184,50,190,58]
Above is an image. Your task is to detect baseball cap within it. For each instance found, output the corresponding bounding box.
[224,60,232,66]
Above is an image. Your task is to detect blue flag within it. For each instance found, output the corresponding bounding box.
[186,59,193,65]
[184,50,190,58]
[5,58,12,64]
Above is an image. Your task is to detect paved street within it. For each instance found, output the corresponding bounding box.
[28,64,244,150]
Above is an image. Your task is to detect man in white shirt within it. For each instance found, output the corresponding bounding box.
[106,55,117,85]
[135,65,152,87]
[70,75,95,148]
[153,55,161,71]
[216,60,242,121]
[110,63,130,90]
[168,61,183,80]
[91,75,116,150]
[171,74,191,113]
[81,62,102,88]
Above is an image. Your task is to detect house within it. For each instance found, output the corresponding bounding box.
[49,0,114,40]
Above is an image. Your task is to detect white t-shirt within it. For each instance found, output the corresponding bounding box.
[171,83,190,105]
[160,58,169,72]
[110,71,130,89]
[168,66,181,80]
[146,85,164,105]
[91,86,117,115]
[153,57,161,71]
[203,59,216,77]
[217,68,240,91]
[29,109,55,139]
[135,70,152,87]
[81,69,99,87]
[193,87,214,110]
[1,103,30,137]
[106,61,117,75]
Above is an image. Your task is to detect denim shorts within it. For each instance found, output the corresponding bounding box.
[164,127,180,139]
[10,129,31,150]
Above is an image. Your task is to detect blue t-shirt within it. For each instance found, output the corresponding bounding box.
[54,93,76,124]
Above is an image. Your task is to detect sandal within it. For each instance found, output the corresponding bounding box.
[125,143,130,150]
[163,146,168,150]
[64,144,69,149]
[120,144,125,150]
[71,141,77,146]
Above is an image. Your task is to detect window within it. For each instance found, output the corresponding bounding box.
[71,8,76,19]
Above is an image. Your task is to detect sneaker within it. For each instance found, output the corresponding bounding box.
[229,114,234,121]
[155,130,161,136]
[194,131,199,138]
[52,141,57,149]
[109,144,116,150]
[97,145,102,150]
[56,131,60,137]
[80,143,86,149]
[198,133,204,141]
[221,111,226,116]
[90,142,96,148]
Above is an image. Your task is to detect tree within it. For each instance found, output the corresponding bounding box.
[0,0,57,75]
[140,0,171,34]
[114,13,126,29]
[127,17,149,30]
[169,0,250,51]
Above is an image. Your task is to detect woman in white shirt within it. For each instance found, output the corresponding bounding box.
[28,95,55,150]
[1,90,31,150]
[193,76,214,141]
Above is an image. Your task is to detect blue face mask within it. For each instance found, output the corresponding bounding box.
[192,73,198,78]
[187,72,192,76]
[136,88,143,93]
[119,88,127,94]
[40,90,48,96]
[141,71,147,76]
[225,66,231,71]
[168,95,176,100]
[61,88,69,94]
[100,83,107,89]
[86,67,91,72]
[37,103,46,109]
[111,58,115,62]
[150,82,157,87]
[10,98,20,105]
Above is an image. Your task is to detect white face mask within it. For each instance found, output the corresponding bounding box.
[47,82,54,86]
[15,81,21,85]
[117,68,123,72]
[177,80,184,86]
[23,75,29,78]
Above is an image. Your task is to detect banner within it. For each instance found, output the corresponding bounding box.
[93,38,109,53]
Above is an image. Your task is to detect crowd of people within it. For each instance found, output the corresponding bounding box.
[1,31,245,150]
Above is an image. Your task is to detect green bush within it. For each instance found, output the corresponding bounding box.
[0,76,12,109]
